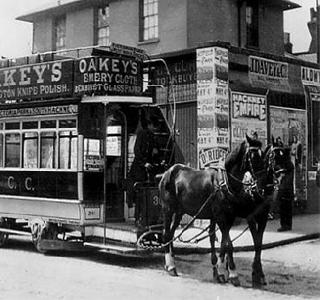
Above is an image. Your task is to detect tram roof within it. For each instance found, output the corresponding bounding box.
[81,95,153,105]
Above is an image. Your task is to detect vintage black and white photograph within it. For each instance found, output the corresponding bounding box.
[0,0,319,299]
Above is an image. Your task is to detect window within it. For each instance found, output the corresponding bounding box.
[0,118,77,170]
[97,6,110,46]
[40,132,56,168]
[246,0,259,48]
[59,131,77,169]
[5,133,21,167]
[140,0,158,41]
[54,15,66,51]
[23,132,38,169]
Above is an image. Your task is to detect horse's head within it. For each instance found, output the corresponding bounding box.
[226,135,265,196]
[242,134,265,175]
[264,138,291,193]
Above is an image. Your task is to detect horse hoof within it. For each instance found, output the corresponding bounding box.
[229,277,240,287]
[165,266,178,277]
[252,278,267,288]
[168,268,178,277]
[217,274,227,284]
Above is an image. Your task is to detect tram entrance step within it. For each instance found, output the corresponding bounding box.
[85,222,140,245]
[37,239,85,252]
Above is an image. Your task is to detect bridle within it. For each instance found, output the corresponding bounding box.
[227,145,266,198]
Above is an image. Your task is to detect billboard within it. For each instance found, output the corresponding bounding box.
[231,91,267,149]
[197,47,229,169]
[0,59,74,101]
[74,56,143,97]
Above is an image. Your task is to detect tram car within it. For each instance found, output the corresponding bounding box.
[0,46,173,255]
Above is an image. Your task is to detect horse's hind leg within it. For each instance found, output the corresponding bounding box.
[163,208,182,276]
[209,220,220,283]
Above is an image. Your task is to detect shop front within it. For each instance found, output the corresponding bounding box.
[152,43,316,212]
[302,66,320,213]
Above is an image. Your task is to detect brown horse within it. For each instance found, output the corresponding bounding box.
[159,135,287,287]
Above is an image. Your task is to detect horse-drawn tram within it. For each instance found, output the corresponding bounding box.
[0,45,171,255]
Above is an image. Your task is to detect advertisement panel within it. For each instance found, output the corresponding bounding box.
[197,47,229,169]
[270,106,307,202]
[0,60,74,101]
[231,91,267,149]
[74,56,143,97]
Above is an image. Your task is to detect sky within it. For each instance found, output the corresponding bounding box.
[0,0,316,58]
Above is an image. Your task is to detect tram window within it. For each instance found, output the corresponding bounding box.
[59,131,77,169]
[23,132,38,168]
[59,119,76,128]
[0,134,3,167]
[5,133,20,167]
[41,120,56,129]
[23,121,38,129]
[0,123,3,130]
[84,138,101,156]
[5,122,20,130]
[40,132,56,168]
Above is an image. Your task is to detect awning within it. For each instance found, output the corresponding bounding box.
[263,0,300,11]
[81,95,153,104]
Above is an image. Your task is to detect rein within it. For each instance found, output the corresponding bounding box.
[137,182,222,250]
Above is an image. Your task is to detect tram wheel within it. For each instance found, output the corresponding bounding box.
[31,221,59,253]
[0,217,9,247]
[0,232,8,247]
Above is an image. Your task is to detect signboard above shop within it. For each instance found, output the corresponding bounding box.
[248,56,290,92]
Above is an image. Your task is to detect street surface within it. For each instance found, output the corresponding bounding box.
[0,236,319,300]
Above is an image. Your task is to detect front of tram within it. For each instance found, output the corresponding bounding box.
[76,46,173,252]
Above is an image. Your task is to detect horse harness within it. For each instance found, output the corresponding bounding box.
[265,146,287,192]
[137,146,272,250]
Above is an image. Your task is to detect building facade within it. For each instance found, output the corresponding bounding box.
[13,0,320,213]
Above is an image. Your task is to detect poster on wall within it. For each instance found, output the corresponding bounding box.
[196,47,229,169]
[310,93,320,166]
[270,106,307,202]
[302,81,320,167]
[231,91,267,149]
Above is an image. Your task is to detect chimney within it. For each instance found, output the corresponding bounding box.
[284,32,293,53]
[307,7,318,53]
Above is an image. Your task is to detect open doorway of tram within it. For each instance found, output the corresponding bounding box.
[79,103,172,223]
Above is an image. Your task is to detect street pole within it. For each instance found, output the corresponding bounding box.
[317,0,320,64]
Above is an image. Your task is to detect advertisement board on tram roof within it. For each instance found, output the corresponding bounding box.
[0,53,144,103]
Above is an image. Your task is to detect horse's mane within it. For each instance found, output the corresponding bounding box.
[225,141,246,172]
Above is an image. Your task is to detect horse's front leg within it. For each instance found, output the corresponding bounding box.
[248,217,268,288]
[225,234,240,286]
[163,208,181,276]
[214,221,231,284]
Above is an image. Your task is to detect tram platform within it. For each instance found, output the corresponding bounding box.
[173,213,320,253]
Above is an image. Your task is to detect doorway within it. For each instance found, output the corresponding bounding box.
[105,109,127,220]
